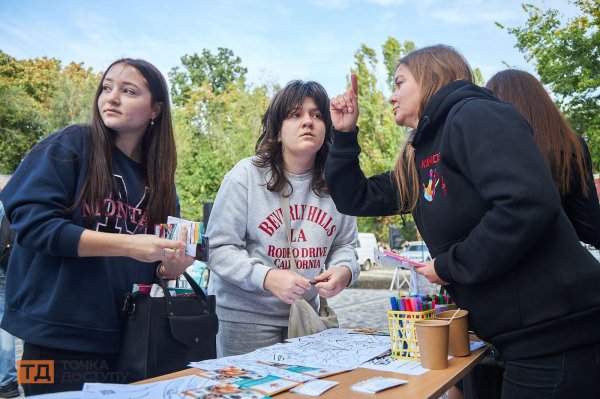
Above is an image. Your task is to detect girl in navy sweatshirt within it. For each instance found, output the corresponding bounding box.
[0,59,194,395]
[325,45,600,398]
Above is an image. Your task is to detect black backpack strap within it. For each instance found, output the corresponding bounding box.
[0,216,15,270]
[0,216,12,250]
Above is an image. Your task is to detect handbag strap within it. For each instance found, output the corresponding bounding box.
[158,272,209,302]
[278,192,298,273]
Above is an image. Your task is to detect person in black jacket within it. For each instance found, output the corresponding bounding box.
[486,69,600,249]
[326,45,600,398]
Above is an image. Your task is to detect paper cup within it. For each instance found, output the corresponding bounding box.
[415,320,449,370]
[436,310,470,357]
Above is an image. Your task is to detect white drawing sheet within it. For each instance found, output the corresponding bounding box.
[210,328,390,370]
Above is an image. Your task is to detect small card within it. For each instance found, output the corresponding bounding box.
[350,376,407,393]
[470,341,486,351]
[290,379,339,396]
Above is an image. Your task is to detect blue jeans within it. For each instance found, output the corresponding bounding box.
[502,342,600,399]
[0,275,16,386]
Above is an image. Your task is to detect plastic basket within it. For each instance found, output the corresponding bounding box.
[387,309,435,360]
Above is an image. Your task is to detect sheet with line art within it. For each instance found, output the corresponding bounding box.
[214,328,391,370]
[360,353,429,375]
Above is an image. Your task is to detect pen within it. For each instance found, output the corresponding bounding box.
[310,278,330,285]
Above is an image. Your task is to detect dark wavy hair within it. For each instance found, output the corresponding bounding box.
[76,58,177,228]
[253,80,332,197]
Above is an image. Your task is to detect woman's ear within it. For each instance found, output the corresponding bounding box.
[151,102,163,120]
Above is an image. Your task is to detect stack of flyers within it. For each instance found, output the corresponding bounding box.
[182,383,267,399]
[350,377,408,393]
[258,362,349,378]
[155,216,204,258]
[196,366,300,396]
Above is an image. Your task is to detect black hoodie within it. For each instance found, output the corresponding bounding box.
[325,81,600,360]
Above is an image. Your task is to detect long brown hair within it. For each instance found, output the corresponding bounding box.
[392,45,474,212]
[78,58,177,228]
[254,80,332,196]
[486,69,589,195]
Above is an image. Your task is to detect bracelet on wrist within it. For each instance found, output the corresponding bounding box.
[156,263,178,280]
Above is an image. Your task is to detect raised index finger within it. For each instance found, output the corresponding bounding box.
[351,73,358,96]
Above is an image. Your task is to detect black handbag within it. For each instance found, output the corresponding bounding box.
[118,272,218,382]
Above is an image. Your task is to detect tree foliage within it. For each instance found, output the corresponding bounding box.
[347,39,418,242]
[169,48,248,106]
[0,50,98,173]
[503,0,600,169]
[170,50,269,221]
[473,68,485,86]
[382,38,416,91]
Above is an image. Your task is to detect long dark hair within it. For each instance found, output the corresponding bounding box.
[77,58,177,228]
[486,69,589,195]
[254,80,332,196]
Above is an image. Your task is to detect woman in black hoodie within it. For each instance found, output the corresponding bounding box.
[325,45,600,398]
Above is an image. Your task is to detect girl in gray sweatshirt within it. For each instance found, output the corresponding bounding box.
[207,80,360,357]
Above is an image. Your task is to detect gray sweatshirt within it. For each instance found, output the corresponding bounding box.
[207,157,359,326]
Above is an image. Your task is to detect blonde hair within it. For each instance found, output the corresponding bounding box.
[393,45,473,212]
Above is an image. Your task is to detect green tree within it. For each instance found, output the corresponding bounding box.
[348,42,418,242]
[0,83,46,173]
[169,48,248,106]
[0,51,98,173]
[501,0,600,168]
[170,49,268,221]
[473,68,485,86]
[382,38,416,90]
[48,62,99,129]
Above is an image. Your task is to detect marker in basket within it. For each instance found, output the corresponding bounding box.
[399,298,406,311]
[390,297,399,311]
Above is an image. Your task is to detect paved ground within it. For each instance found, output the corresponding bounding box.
[327,287,392,331]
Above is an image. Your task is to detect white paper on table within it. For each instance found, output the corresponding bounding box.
[290,379,339,396]
[83,374,218,398]
[237,329,390,370]
[360,354,428,376]
[16,392,100,399]
[192,329,389,374]
[350,376,408,393]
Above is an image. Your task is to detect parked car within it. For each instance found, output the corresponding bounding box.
[356,232,378,271]
[402,241,431,263]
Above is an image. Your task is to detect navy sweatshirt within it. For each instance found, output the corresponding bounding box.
[0,125,156,353]
[325,81,600,360]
